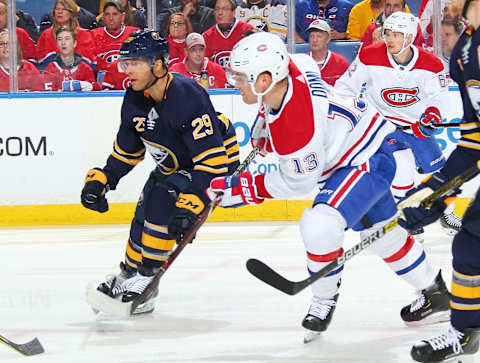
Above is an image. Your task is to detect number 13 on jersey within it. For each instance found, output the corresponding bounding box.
[292,152,320,174]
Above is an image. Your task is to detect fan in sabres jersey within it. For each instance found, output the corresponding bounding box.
[80,30,239,315]
[209,32,449,343]
[335,12,449,239]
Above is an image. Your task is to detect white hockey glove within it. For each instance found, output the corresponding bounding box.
[62,80,93,92]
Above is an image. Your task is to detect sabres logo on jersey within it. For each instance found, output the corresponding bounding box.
[381,87,420,107]
[246,16,269,32]
[466,79,480,117]
[142,141,179,175]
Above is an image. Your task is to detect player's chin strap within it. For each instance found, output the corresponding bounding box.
[140,68,169,92]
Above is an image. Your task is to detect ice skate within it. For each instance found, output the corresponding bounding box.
[411,325,480,362]
[97,261,136,298]
[440,203,462,236]
[302,293,339,343]
[401,270,450,326]
[121,264,157,315]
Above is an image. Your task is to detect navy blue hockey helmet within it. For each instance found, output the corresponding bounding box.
[119,30,170,68]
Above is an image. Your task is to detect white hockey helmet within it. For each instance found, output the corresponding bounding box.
[228,32,289,97]
[382,11,418,43]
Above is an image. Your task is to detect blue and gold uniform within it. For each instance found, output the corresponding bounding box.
[99,72,239,270]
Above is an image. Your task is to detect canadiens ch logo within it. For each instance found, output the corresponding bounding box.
[381,87,420,107]
[213,51,231,68]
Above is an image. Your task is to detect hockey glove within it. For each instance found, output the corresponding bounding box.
[62,80,93,92]
[411,106,442,138]
[81,168,109,213]
[398,171,456,231]
[208,171,265,208]
[250,104,273,157]
[168,190,210,242]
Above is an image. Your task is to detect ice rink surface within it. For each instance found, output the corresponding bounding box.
[0,221,477,363]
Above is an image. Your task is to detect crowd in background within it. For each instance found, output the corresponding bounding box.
[0,0,465,92]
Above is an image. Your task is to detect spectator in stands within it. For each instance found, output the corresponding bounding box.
[0,0,36,63]
[37,0,97,71]
[16,8,40,43]
[170,32,228,88]
[97,0,147,28]
[44,27,101,91]
[157,0,216,35]
[306,19,349,85]
[422,0,465,48]
[440,19,463,76]
[92,1,139,73]
[102,58,130,89]
[371,25,382,43]
[203,0,253,68]
[77,0,102,16]
[347,0,386,40]
[361,0,423,47]
[235,0,288,41]
[296,0,355,42]
[164,12,193,67]
[40,0,97,33]
[0,29,43,92]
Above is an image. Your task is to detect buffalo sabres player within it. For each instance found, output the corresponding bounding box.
[335,12,449,240]
[400,0,480,359]
[208,32,449,342]
[80,30,239,314]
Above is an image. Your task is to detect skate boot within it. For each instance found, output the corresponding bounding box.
[401,270,450,326]
[411,325,480,362]
[440,203,462,236]
[302,293,339,343]
[97,261,136,297]
[121,264,157,315]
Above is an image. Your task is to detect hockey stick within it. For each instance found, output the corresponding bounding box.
[396,122,462,131]
[246,160,480,296]
[0,334,44,356]
[128,147,260,314]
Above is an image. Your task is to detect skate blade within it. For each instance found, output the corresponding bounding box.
[304,329,322,344]
[404,310,450,327]
[85,283,132,317]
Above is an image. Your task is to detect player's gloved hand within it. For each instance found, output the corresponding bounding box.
[208,171,265,208]
[168,190,210,242]
[411,106,441,138]
[81,168,110,213]
[62,80,93,92]
[398,171,454,231]
[250,104,273,157]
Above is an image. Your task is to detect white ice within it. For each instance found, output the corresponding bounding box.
[0,221,476,363]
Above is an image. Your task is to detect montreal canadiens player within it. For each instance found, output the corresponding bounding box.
[335,12,448,238]
[208,32,450,342]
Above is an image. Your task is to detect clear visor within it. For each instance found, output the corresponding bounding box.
[225,67,250,88]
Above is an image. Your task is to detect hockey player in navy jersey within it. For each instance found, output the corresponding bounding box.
[208,32,450,343]
[80,30,239,314]
[400,0,480,360]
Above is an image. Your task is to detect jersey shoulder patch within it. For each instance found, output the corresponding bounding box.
[412,48,444,73]
[358,42,391,67]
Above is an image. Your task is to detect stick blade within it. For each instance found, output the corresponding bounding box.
[0,335,44,356]
[246,259,298,295]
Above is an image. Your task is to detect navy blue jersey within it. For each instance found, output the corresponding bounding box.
[104,73,235,193]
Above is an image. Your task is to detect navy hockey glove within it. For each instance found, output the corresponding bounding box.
[168,190,210,242]
[81,168,109,213]
[411,106,441,138]
[398,171,456,231]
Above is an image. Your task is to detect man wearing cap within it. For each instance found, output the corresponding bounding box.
[307,19,349,85]
[91,0,140,72]
[170,32,228,88]
[295,0,355,42]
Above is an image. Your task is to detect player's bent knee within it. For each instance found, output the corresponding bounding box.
[300,203,346,254]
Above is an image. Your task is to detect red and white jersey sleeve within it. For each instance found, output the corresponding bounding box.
[258,53,395,199]
[334,42,448,128]
[202,20,254,68]
[91,25,139,72]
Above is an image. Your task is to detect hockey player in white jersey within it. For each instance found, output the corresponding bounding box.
[336,12,448,211]
[208,32,450,342]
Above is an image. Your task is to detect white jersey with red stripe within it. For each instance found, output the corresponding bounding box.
[334,42,449,129]
[260,53,396,199]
